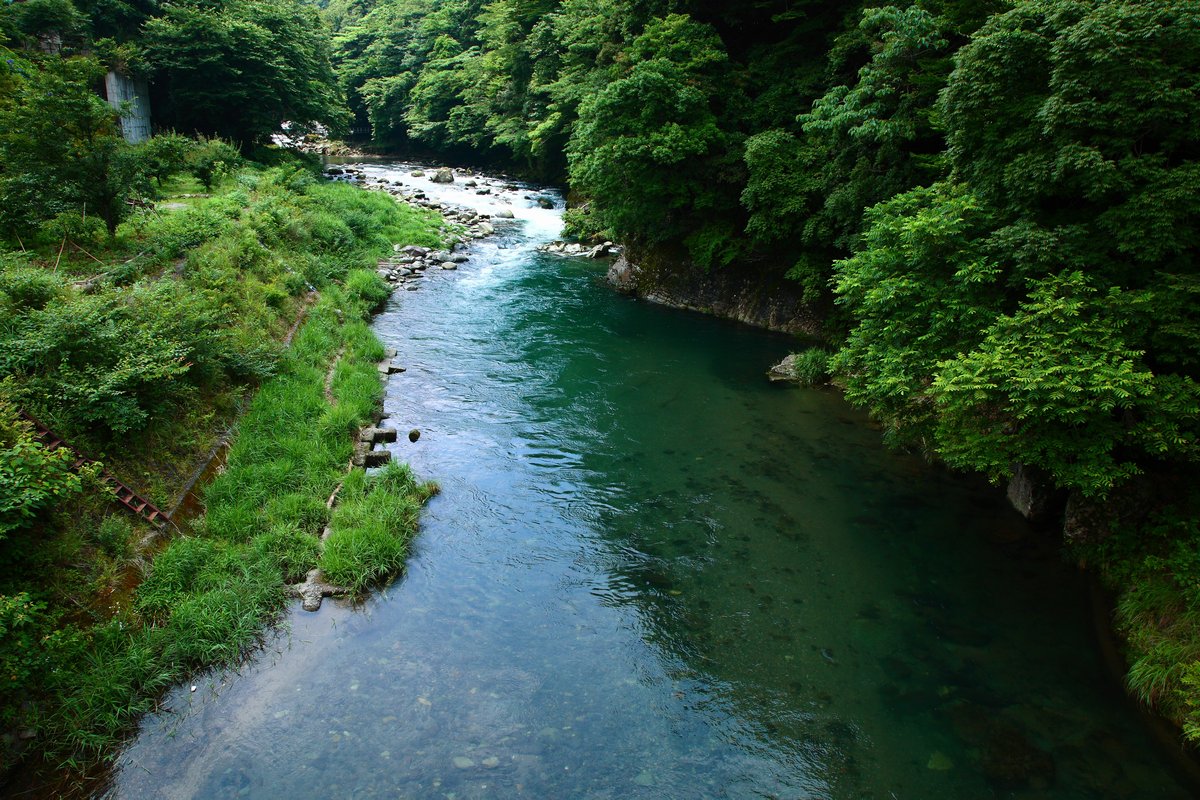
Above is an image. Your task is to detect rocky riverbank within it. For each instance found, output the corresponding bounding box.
[604,251,827,337]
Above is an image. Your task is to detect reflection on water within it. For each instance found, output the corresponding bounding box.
[104,164,1192,799]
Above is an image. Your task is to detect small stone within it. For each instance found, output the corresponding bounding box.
[441,262,458,270]
[494,209,515,219]
[633,771,654,786]
[190,685,197,693]
[453,756,475,769]
[408,429,421,442]
[481,757,500,769]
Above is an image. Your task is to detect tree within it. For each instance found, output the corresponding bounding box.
[143,0,346,148]
[566,14,743,263]
[833,0,1200,496]
[0,50,149,237]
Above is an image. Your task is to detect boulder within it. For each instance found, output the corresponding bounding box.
[494,208,515,219]
[441,262,458,270]
[410,170,426,177]
[477,222,495,235]
[1006,463,1060,522]
[535,196,555,209]
[362,450,392,468]
[607,253,640,294]
[431,167,455,183]
[768,354,801,383]
[1063,478,1154,544]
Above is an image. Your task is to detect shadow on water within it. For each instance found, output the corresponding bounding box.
[79,161,1200,800]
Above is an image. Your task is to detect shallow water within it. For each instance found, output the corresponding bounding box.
[103,163,1192,799]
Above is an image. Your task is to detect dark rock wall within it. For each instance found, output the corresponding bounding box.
[605,252,827,337]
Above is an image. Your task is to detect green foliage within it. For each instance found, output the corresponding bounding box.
[931,272,1165,496]
[831,182,1005,446]
[0,592,83,728]
[143,0,346,147]
[0,398,85,540]
[186,137,242,191]
[1,158,447,765]
[566,16,737,260]
[0,50,150,237]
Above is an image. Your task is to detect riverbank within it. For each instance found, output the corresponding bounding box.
[0,158,448,784]
[603,243,1200,755]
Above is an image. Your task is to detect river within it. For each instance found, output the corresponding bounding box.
[101,162,1192,799]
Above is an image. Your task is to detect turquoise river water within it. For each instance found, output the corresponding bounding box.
[100,163,1193,799]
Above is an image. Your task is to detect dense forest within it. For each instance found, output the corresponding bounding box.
[1,0,1199,780]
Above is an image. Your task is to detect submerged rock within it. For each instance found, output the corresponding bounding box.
[289,569,349,612]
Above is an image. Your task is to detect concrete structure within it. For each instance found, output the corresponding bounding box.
[104,71,152,144]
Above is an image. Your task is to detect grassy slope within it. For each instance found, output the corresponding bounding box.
[0,161,444,770]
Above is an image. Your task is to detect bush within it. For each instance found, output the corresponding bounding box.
[792,348,831,387]
[0,258,65,311]
[141,133,195,187]
[187,138,243,191]
[0,400,85,540]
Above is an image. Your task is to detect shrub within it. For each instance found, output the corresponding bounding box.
[187,138,243,191]
[792,348,831,387]
[0,258,65,311]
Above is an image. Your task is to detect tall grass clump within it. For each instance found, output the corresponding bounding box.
[320,463,439,592]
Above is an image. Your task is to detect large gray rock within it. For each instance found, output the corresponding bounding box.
[1006,463,1059,522]
[431,167,455,183]
[767,354,801,383]
[607,253,640,295]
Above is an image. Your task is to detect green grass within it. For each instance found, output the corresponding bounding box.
[0,156,447,770]
[320,463,439,592]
